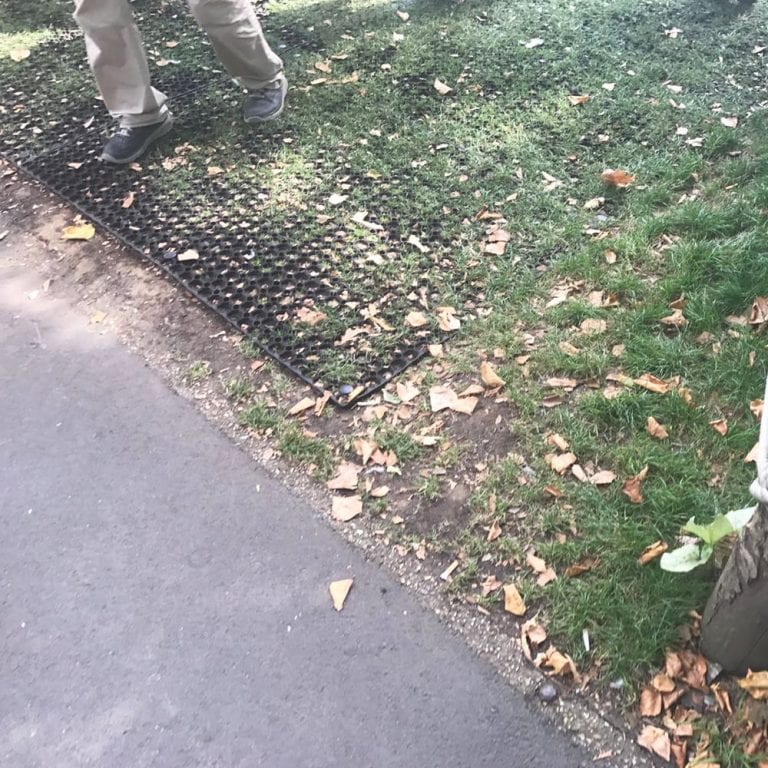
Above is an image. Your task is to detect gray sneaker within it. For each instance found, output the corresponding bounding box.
[101,114,174,164]
[243,77,288,124]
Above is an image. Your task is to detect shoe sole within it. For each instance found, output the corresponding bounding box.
[244,78,288,125]
[100,116,175,165]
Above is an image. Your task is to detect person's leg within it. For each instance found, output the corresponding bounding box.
[72,0,170,127]
[187,0,284,92]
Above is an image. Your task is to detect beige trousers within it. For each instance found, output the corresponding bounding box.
[73,0,284,126]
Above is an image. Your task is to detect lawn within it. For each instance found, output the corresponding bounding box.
[4,0,768,763]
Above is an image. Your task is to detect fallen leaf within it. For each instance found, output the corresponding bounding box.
[590,470,616,486]
[537,569,557,586]
[332,495,363,522]
[523,37,544,49]
[746,442,760,463]
[429,385,477,415]
[547,452,577,475]
[407,234,431,254]
[602,82,616,91]
[327,462,362,491]
[750,399,764,420]
[546,377,578,390]
[546,433,570,452]
[622,466,649,504]
[640,688,663,717]
[61,223,95,241]
[328,193,348,206]
[521,619,548,660]
[288,396,316,416]
[721,116,738,128]
[329,578,353,611]
[354,438,378,465]
[652,672,677,693]
[535,646,581,682]
[526,551,547,573]
[646,417,669,439]
[750,296,768,326]
[637,726,671,762]
[480,360,505,388]
[314,60,332,73]
[90,310,107,324]
[568,94,590,106]
[580,318,607,335]
[207,165,224,176]
[177,248,200,262]
[9,48,31,62]
[121,190,135,208]
[601,169,636,188]
[396,9,409,21]
[739,670,768,700]
[665,26,682,38]
[428,343,444,357]
[564,558,599,578]
[396,381,420,403]
[296,306,327,326]
[604,249,618,264]
[481,574,503,596]
[639,541,669,565]
[503,583,526,616]
[710,418,728,436]
[487,520,502,542]
[405,310,429,328]
[369,486,389,498]
[436,307,460,332]
[433,78,453,96]
[635,374,670,394]
[661,308,687,328]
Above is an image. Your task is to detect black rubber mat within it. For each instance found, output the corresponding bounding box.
[0,2,451,406]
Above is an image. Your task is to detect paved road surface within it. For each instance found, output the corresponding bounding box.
[0,264,586,767]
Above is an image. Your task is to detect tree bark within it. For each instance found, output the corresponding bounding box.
[701,503,768,674]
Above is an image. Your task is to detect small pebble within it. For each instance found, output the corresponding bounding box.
[339,384,353,395]
[539,683,558,703]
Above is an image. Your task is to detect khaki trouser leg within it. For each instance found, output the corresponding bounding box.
[188,0,284,91]
[73,0,169,127]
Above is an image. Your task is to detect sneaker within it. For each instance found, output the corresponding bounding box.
[243,76,288,124]
[100,114,174,164]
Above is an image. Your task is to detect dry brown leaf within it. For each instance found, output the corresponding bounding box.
[652,673,677,693]
[177,248,199,262]
[622,466,649,504]
[544,485,564,498]
[296,306,327,326]
[635,374,670,394]
[739,670,768,700]
[535,646,581,682]
[405,310,429,328]
[661,309,687,328]
[546,433,570,452]
[481,574,503,596]
[709,418,728,436]
[288,396,316,416]
[746,442,760,463]
[637,725,671,762]
[526,551,547,573]
[61,223,96,241]
[122,190,135,208]
[547,452,577,475]
[433,78,453,96]
[521,619,548,660]
[332,495,363,522]
[712,684,733,714]
[546,377,578,389]
[354,438,378,465]
[564,558,599,578]
[369,486,389,498]
[646,416,669,440]
[639,541,669,565]
[207,165,224,176]
[429,385,477,415]
[537,568,557,586]
[487,520,502,542]
[580,318,607,335]
[721,116,739,128]
[601,169,636,188]
[329,578,353,611]
[590,470,616,486]
[9,48,31,62]
[480,360,505,388]
[503,583,526,616]
[640,688,663,717]
[750,399,764,420]
[436,307,461,332]
[396,381,420,403]
[484,241,507,256]
[568,94,590,106]
[749,296,768,326]
[327,462,362,491]
[428,343,444,358]
[571,464,588,483]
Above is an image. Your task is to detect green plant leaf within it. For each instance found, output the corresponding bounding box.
[683,515,734,547]
[725,505,757,532]
[660,543,714,573]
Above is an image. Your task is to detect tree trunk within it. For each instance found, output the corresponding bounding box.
[701,503,768,674]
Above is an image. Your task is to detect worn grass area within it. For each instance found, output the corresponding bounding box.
[4,0,768,762]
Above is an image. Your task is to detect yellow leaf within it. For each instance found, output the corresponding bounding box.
[329,578,353,611]
[61,223,95,241]
[503,583,526,616]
